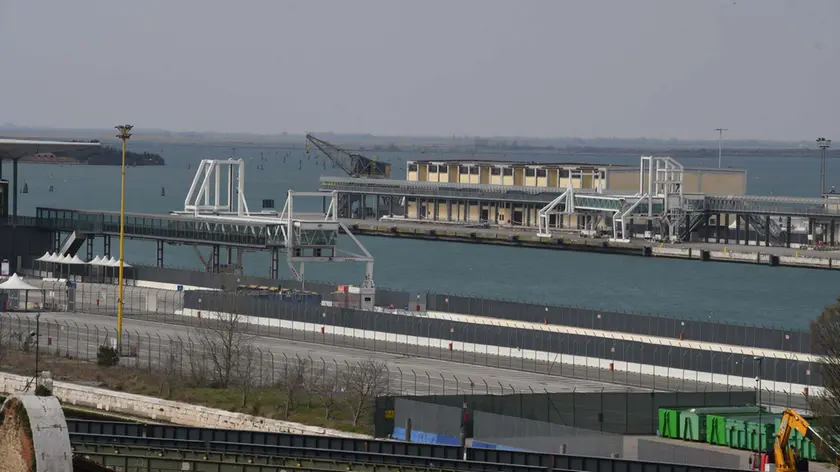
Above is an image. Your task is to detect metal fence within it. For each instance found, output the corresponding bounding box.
[179,289,819,388]
[125,265,814,354]
[0,312,502,397]
[6,279,817,409]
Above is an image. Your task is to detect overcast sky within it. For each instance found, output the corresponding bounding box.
[0,0,836,140]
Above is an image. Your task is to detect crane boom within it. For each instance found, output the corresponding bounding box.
[775,408,840,471]
[305,134,390,178]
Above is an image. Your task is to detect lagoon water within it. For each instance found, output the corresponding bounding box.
[4,140,840,330]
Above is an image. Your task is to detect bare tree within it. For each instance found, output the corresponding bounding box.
[158,344,181,398]
[237,345,260,408]
[310,361,343,420]
[184,338,209,387]
[343,359,389,427]
[810,298,840,447]
[193,310,254,388]
[279,355,308,420]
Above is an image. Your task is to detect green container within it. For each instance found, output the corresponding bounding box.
[746,421,776,451]
[706,414,728,445]
[658,408,680,439]
[679,411,706,441]
[726,417,749,449]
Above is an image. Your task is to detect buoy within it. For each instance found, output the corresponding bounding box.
[161,186,166,196]
[48,185,54,192]
[21,183,28,194]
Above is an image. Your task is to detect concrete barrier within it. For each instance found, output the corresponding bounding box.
[651,247,692,259]
[0,372,368,438]
[708,250,761,263]
[177,307,820,396]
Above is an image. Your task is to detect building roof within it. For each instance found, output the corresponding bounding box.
[0,138,100,159]
[407,158,629,168]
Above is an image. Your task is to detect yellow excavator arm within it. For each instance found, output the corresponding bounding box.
[775,408,840,472]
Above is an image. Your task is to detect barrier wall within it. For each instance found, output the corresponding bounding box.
[180,291,822,391]
[126,265,814,354]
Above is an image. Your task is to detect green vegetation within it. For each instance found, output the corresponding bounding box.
[62,142,165,166]
[0,350,375,435]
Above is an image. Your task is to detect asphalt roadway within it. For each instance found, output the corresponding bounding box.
[6,311,645,396]
[6,281,808,408]
[0,309,806,410]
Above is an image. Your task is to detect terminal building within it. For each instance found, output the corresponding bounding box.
[402,159,746,227]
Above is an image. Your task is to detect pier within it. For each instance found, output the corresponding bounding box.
[318,154,840,261]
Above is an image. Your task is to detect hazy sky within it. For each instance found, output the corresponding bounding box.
[0,0,837,140]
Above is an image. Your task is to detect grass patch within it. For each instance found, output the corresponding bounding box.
[0,351,373,435]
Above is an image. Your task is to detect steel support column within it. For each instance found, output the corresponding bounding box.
[211,245,220,273]
[724,214,730,244]
[832,220,836,246]
[156,240,164,267]
[764,215,770,247]
[786,217,792,248]
[735,214,741,245]
[86,238,94,260]
[270,247,279,279]
[12,158,18,218]
[103,235,111,258]
[744,215,751,246]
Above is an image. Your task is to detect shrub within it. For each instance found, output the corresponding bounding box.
[96,345,120,367]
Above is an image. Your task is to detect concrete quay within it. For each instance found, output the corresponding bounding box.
[343,219,840,270]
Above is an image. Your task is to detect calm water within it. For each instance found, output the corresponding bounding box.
[4,141,839,330]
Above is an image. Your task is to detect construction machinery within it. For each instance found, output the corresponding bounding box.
[763,408,840,472]
[305,133,390,178]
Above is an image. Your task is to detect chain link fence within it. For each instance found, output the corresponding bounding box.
[119,265,814,353]
[4,277,815,410]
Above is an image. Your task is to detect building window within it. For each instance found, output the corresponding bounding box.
[408,164,418,172]
[491,167,501,175]
[525,168,536,177]
[429,164,438,173]
[439,166,448,174]
[560,169,570,178]
[459,166,469,174]
[503,168,513,176]
[470,167,479,175]
[536,169,547,177]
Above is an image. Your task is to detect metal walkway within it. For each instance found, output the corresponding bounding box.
[36,207,287,248]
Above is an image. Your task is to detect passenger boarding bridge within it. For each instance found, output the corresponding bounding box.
[29,159,375,290]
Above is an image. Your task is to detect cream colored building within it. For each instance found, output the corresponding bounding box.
[407,160,746,195]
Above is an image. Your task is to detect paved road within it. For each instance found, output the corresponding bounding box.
[4,280,808,408]
[5,311,647,396]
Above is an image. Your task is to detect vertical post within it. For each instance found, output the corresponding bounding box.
[817,138,831,195]
[34,311,41,382]
[115,124,133,351]
[12,158,19,219]
[715,128,727,169]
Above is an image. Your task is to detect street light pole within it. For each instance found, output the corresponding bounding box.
[715,128,728,169]
[817,137,832,195]
[754,356,763,448]
[115,125,133,351]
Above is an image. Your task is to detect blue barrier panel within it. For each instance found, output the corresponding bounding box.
[472,441,530,452]
[393,427,461,446]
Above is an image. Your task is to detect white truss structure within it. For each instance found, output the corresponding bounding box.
[173,159,374,288]
[536,156,685,242]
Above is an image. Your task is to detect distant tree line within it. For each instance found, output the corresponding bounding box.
[60,142,165,166]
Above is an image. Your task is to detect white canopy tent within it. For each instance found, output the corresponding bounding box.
[0,273,43,312]
[88,256,103,266]
[0,273,39,291]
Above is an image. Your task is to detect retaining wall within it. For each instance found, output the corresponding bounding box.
[0,372,367,438]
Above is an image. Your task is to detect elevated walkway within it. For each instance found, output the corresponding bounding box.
[36,207,286,248]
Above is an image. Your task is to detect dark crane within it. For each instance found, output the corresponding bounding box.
[305,133,390,178]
